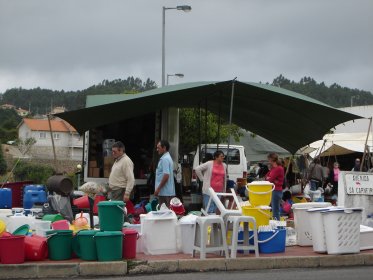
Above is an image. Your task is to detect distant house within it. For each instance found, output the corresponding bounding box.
[0,103,30,116]
[18,118,83,160]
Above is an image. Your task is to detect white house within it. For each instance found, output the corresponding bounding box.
[18,118,83,160]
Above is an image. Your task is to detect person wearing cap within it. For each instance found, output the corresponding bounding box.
[108,141,135,202]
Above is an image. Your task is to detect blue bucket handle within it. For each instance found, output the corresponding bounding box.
[258,230,280,244]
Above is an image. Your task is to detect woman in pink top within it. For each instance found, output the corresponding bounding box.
[194,150,227,213]
[328,162,340,196]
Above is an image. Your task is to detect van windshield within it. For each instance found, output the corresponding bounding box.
[201,148,240,165]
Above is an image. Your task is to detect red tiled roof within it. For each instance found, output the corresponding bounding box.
[22,118,77,133]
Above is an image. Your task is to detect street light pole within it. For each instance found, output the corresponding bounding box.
[162,5,191,87]
[167,73,184,85]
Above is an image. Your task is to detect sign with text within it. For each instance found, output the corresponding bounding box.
[345,173,373,195]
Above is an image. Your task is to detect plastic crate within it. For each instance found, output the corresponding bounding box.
[322,208,362,254]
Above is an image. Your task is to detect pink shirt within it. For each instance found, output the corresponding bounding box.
[333,168,340,182]
[210,162,225,192]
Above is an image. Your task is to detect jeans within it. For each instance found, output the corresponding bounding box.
[203,194,217,214]
[271,190,283,221]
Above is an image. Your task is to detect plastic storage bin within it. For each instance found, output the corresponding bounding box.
[292,202,331,246]
[0,188,12,209]
[178,214,198,254]
[321,208,362,254]
[258,228,286,253]
[141,211,178,255]
[307,206,335,253]
[360,225,373,250]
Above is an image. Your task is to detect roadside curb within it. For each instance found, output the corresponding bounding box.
[0,254,372,279]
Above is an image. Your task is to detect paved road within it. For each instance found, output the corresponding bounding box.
[45,266,372,280]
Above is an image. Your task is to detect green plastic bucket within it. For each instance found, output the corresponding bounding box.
[46,230,73,260]
[95,231,123,261]
[42,214,64,223]
[98,201,125,231]
[75,230,98,261]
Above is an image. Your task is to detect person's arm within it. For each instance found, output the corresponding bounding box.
[154,158,170,196]
[123,159,135,202]
[194,161,210,181]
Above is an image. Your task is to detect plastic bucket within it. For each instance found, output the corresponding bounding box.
[73,196,91,209]
[51,220,70,230]
[122,228,138,259]
[98,201,125,231]
[0,235,25,264]
[24,235,48,261]
[75,230,97,261]
[93,195,106,215]
[46,230,73,260]
[242,205,271,229]
[42,214,64,223]
[258,229,286,253]
[246,181,274,207]
[95,231,123,261]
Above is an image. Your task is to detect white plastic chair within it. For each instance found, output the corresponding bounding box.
[202,187,242,221]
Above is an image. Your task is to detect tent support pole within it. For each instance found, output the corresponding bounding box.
[361,117,372,171]
[227,78,236,182]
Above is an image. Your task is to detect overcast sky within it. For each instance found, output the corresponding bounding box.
[0,0,372,94]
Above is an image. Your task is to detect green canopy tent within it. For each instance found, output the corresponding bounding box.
[55,80,362,154]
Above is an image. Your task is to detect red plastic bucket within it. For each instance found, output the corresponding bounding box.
[73,196,90,208]
[122,228,138,259]
[93,195,106,214]
[24,235,48,261]
[0,235,25,264]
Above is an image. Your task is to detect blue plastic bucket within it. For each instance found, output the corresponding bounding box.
[258,228,286,253]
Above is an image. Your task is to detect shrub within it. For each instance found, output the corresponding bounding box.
[13,161,55,184]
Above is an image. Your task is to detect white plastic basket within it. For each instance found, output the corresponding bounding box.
[322,208,362,255]
[307,207,335,253]
[292,202,331,246]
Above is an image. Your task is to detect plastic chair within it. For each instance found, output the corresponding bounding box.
[202,187,242,222]
[192,215,229,259]
[226,215,259,258]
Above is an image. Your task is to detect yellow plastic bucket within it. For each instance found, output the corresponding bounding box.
[242,205,271,229]
[246,181,274,206]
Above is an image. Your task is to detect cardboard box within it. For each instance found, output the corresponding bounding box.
[88,167,93,177]
[104,170,111,178]
[89,160,97,168]
[104,156,114,167]
[92,167,100,177]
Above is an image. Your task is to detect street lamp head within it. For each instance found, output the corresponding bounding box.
[174,73,184,78]
[177,5,192,12]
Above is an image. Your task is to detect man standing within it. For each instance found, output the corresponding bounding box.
[307,157,324,191]
[108,141,135,202]
[154,140,175,207]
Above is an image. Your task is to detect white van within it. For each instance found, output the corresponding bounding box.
[192,144,248,183]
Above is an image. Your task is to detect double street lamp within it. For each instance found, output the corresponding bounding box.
[162,5,191,87]
[167,73,184,85]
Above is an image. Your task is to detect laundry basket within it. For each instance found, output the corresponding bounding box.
[292,202,331,246]
[321,208,362,254]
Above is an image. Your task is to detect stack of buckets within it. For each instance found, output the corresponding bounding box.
[80,200,136,261]
[243,181,285,253]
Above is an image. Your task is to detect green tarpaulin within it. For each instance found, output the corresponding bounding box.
[55,80,362,154]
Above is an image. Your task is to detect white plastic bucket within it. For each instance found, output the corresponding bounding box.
[292,202,331,246]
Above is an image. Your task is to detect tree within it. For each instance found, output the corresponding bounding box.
[179,108,242,155]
